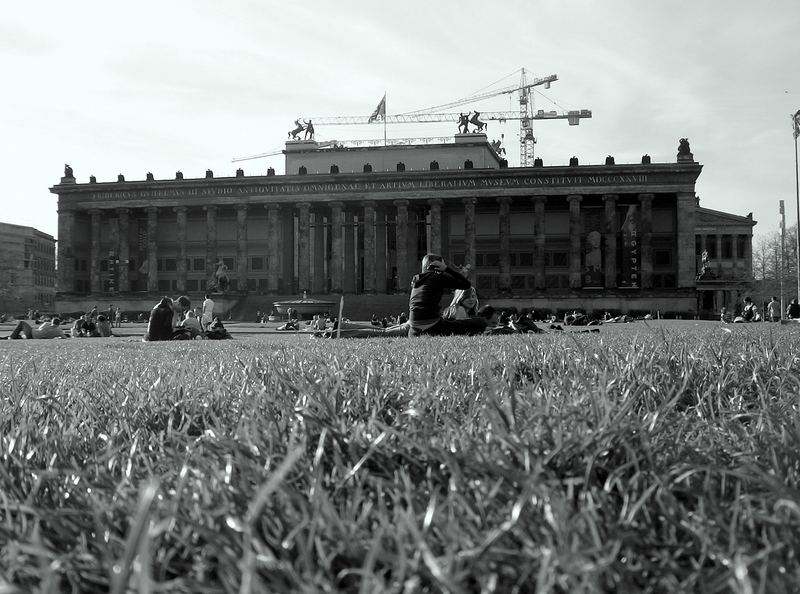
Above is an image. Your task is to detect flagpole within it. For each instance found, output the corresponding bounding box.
[383,91,387,147]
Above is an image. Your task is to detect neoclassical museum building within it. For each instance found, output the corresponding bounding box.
[51,135,755,318]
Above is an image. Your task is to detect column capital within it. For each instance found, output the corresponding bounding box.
[567,194,582,204]
[532,195,547,206]
[116,207,130,215]
[297,201,311,211]
[496,196,513,206]
[393,199,410,208]
[264,203,281,212]
[236,203,248,212]
[462,197,476,206]
[173,205,188,214]
[603,193,618,202]
[639,193,654,203]
[428,198,443,207]
[203,205,217,213]
[329,201,344,210]
[88,208,102,216]
[360,200,376,208]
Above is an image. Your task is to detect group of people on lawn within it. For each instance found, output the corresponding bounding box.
[16,253,798,342]
[720,296,800,324]
[4,293,229,341]
[144,294,230,341]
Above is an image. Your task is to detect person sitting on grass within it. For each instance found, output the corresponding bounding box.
[442,287,480,320]
[179,310,203,338]
[408,254,487,337]
[787,298,800,320]
[71,314,91,337]
[206,317,232,339]
[95,314,114,337]
[7,317,68,339]
[144,297,175,341]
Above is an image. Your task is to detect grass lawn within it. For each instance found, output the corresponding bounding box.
[1,321,800,592]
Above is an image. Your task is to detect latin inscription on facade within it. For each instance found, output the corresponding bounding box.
[85,174,650,202]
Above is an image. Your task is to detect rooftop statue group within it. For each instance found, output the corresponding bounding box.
[457,111,486,134]
[288,119,315,141]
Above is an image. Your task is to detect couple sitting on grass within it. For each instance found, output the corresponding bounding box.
[144,296,231,341]
[321,254,545,338]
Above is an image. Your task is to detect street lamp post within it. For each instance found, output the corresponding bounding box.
[780,199,786,316]
[794,110,800,301]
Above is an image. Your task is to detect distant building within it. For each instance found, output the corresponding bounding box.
[0,222,56,313]
[50,135,755,318]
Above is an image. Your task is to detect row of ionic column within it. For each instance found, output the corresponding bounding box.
[61,191,687,295]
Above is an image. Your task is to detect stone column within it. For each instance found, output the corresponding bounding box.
[312,210,325,293]
[344,209,356,292]
[463,197,476,272]
[109,216,120,294]
[329,202,344,293]
[376,207,388,293]
[297,202,311,293]
[362,201,376,293]
[716,234,723,276]
[265,204,280,292]
[236,204,248,292]
[428,198,443,255]
[676,192,697,288]
[533,197,546,289]
[175,206,188,293]
[117,208,130,292]
[57,208,76,293]
[498,197,512,292]
[89,209,102,294]
[146,206,159,293]
[205,206,217,288]
[639,193,653,289]
[567,195,582,289]
[604,194,618,289]
[394,200,409,291]
[744,234,752,279]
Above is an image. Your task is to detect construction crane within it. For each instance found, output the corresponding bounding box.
[232,69,591,166]
[304,69,591,167]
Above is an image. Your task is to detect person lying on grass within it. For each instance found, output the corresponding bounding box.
[408,254,487,337]
[6,317,69,339]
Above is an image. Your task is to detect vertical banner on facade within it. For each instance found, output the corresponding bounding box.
[582,208,604,288]
[619,205,640,288]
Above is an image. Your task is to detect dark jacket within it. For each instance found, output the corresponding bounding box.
[408,266,471,328]
[146,298,174,341]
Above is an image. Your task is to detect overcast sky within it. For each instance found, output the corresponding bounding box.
[2,0,799,244]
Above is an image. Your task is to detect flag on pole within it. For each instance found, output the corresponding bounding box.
[794,110,800,139]
[368,94,386,123]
